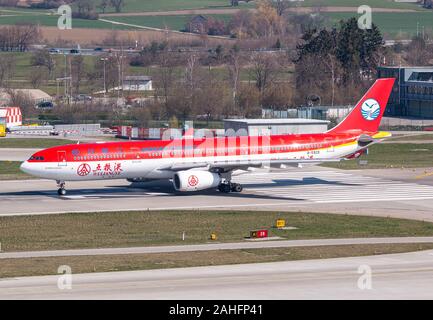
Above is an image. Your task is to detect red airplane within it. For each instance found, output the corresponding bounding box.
[21,78,395,196]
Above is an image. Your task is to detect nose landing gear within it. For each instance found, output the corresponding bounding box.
[57,181,66,196]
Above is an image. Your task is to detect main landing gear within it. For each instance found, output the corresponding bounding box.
[218,182,243,193]
[57,181,66,196]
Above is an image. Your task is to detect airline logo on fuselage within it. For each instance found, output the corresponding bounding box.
[77,163,91,176]
[361,99,380,121]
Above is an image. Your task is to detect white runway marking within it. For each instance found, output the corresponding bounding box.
[234,170,433,203]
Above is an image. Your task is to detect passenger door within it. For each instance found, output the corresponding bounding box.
[57,151,67,166]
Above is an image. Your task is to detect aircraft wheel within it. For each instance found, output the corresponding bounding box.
[58,188,66,196]
[218,184,231,193]
[232,183,243,193]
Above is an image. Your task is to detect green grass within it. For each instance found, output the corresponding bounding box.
[302,0,422,10]
[2,243,433,278]
[94,0,254,13]
[324,143,433,169]
[1,210,433,252]
[324,12,433,38]
[103,14,233,30]
[0,161,31,180]
[390,134,433,142]
[0,138,74,148]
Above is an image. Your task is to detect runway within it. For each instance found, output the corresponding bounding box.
[2,249,433,299]
[0,167,433,221]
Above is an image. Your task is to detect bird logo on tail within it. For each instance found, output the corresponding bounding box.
[361,99,381,121]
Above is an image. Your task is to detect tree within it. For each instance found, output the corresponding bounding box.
[272,0,293,16]
[0,24,40,52]
[237,84,261,117]
[30,67,48,89]
[31,50,56,78]
[110,0,124,13]
[226,45,243,109]
[71,56,85,94]
[98,0,109,13]
[0,54,15,88]
[250,52,279,94]
[405,36,432,66]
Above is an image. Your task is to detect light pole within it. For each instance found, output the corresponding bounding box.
[100,58,108,99]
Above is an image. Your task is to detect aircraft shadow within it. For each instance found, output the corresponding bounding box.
[0,177,351,202]
[238,177,359,189]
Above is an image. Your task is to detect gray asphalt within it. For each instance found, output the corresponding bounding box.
[2,249,433,299]
[0,148,39,161]
[0,167,432,222]
[3,236,433,259]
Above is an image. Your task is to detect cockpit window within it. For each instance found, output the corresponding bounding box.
[29,156,44,161]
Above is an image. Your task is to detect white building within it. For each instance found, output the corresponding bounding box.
[122,76,153,91]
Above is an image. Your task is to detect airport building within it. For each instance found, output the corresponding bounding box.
[377,66,433,118]
[223,119,330,136]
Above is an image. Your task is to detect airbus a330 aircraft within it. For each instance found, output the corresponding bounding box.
[21,78,395,196]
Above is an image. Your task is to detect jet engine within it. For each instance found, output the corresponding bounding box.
[173,171,221,192]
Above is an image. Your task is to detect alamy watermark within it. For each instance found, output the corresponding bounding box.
[358,5,372,30]
[357,264,372,290]
[57,5,72,30]
[57,265,73,290]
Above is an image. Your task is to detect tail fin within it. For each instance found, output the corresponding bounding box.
[327,78,395,135]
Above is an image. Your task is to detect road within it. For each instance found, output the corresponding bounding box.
[2,249,433,299]
[0,167,432,221]
[3,236,433,259]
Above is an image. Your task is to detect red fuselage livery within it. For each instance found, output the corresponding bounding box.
[21,78,396,195]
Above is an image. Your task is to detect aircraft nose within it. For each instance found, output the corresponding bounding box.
[20,161,32,175]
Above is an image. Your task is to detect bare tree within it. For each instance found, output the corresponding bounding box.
[30,67,48,89]
[250,52,279,94]
[98,0,109,13]
[0,24,40,52]
[226,46,243,108]
[0,54,15,88]
[31,50,56,78]
[71,56,85,94]
[110,0,125,13]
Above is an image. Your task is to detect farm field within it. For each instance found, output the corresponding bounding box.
[325,11,433,38]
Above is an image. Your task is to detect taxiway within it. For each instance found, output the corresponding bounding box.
[1,249,433,299]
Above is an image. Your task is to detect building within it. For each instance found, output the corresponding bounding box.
[122,76,153,91]
[377,66,433,118]
[186,15,208,34]
[297,106,352,121]
[0,107,22,128]
[262,106,352,121]
[224,119,330,136]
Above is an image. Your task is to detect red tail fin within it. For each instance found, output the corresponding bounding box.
[327,78,395,134]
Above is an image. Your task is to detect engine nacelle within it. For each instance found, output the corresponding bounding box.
[173,171,221,192]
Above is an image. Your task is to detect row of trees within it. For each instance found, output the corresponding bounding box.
[0,24,40,52]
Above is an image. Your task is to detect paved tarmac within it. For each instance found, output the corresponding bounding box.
[2,249,433,299]
[0,148,39,161]
[0,167,432,221]
[2,237,433,259]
